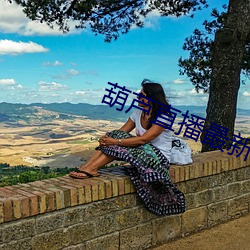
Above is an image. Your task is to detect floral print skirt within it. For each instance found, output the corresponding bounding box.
[97,130,185,216]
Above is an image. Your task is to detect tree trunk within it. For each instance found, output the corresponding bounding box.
[201,0,250,152]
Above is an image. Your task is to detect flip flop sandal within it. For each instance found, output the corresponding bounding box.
[69,169,100,179]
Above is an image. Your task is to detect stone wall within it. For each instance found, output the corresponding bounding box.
[0,149,249,250]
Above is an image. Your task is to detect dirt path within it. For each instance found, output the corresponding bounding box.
[151,213,250,250]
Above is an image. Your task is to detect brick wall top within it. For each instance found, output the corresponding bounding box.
[0,149,249,224]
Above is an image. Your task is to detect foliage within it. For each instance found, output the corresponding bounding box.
[234,136,250,148]
[0,164,78,187]
[179,5,250,92]
[0,162,123,186]
[9,0,208,42]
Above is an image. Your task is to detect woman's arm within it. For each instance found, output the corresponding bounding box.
[118,118,135,133]
[100,123,165,147]
[98,118,135,145]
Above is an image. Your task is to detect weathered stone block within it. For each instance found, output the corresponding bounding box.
[228,183,241,198]
[175,182,187,193]
[244,166,250,179]
[36,212,64,234]
[208,201,227,227]
[115,206,152,230]
[84,194,136,218]
[62,244,86,250]
[135,195,144,206]
[2,218,36,243]
[204,176,216,188]
[185,193,195,210]
[185,178,208,193]
[235,168,246,181]
[67,222,96,244]
[86,232,119,250]
[213,171,234,186]
[0,238,32,250]
[182,207,207,235]
[241,180,250,194]
[213,185,228,201]
[152,214,181,245]
[32,228,70,250]
[64,207,85,227]
[93,213,118,237]
[0,228,2,244]
[228,195,249,219]
[120,222,152,250]
[195,189,214,207]
[142,207,158,221]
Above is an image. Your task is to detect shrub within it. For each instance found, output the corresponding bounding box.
[0,165,78,187]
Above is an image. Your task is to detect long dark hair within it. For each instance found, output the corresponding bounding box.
[141,79,169,129]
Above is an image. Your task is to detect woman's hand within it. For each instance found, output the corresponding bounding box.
[98,135,117,147]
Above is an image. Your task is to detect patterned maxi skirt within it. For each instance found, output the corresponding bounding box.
[97,130,185,216]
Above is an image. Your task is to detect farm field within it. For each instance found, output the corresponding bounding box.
[0,115,250,168]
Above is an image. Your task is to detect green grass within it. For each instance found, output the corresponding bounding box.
[0,162,122,187]
[234,136,250,147]
[0,164,78,187]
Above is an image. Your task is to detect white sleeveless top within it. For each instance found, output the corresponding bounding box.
[130,110,172,161]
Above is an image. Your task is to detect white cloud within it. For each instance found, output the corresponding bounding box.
[164,87,209,107]
[175,91,185,97]
[43,60,63,66]
[38,81,68,91]
[0,78,16,85]
[75,91,86,95]
[147,9,161,18]
[17,84,24,89]
[0,0,83,36]
[144,9,161,29]
[0,78,25,91]
[131,6,161,30]
[188,89,197,94]
[0,39,48,55]
[70,88,109,104]
[68,69,80,76]
[188,88,206,95]
[172,79,185,85]
[243,91,250,97]
[0,1,27,33]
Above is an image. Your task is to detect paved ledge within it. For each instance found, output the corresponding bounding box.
[0,149,249,224]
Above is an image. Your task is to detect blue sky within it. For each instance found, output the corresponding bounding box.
[0,0,249,108]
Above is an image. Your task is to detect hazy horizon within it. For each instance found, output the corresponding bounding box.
[1,101,250,111]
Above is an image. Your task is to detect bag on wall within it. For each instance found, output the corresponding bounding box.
[170,136,193,165]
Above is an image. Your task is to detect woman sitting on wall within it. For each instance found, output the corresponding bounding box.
[69,79,185,216]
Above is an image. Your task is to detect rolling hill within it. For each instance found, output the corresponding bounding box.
[0,102,250,125]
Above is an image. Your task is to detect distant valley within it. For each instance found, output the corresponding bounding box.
[0,102,250,167]
[1,102,250,124]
